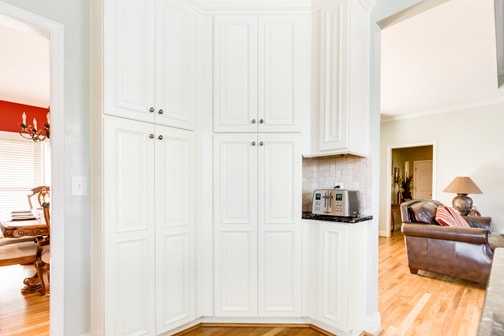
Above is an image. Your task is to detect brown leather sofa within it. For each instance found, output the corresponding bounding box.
[400,199,504,285]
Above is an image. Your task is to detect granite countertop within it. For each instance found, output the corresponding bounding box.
[302,212,373,223]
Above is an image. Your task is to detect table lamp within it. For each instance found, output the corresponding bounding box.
[443,176,483,216]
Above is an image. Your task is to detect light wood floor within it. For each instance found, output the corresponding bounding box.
[0,231,485,336]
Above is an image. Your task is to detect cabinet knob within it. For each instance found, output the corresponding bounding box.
[149,134,155,139]
[259,119,264,124]
[252,141,256,146]
[158,135,164,140]
[158,109,164,115]
[149,107,155,113]
[251,119,256,124]
[259,141,264,146]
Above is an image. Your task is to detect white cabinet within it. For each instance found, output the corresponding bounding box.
[304,0,370,157]
[304,220,367,335]
[104,0,198,130]
[103,116,195,335]
[213,15,310,133]
[214,133,302,317]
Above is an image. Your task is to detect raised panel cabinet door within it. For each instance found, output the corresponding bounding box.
[104,0,156,123]
[214,16,258,132]
[155,0,197,130]
[214,134,258,315]
[103,116,156,335]
[258,16,308,132]
[154,126,195,333]
[257,133,302,316]
[319,0,350,151]
[318,223,348,331]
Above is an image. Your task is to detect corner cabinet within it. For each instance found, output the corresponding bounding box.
[304,0,371,157]
[213,133,302,317]
[103,0,198,130]
[304,220,368,336]
[103,116,196,335]
[213,15,310,133]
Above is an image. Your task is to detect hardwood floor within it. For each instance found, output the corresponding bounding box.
[0,231,485,336]
[378,231,485,336]
[0,264,49,336]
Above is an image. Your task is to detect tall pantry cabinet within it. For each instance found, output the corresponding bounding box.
[212,14,309,317]
[94,0,199,334]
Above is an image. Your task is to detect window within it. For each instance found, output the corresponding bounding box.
[0,131,50,212]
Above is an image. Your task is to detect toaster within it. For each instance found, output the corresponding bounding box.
[311,189,360,217]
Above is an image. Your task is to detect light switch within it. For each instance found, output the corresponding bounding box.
[71,176,88,196]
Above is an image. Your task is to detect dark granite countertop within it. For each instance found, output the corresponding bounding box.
[302,212,373,223]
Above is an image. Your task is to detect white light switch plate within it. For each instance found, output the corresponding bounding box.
[71,176,88,196]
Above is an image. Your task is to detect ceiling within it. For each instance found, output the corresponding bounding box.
[1,0,502,119]
[380,0,504,121]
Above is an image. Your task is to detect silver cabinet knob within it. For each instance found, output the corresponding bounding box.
[251,119,256,124]
[149,134,155,139]
[259,141,264,146]
[158,135,163,140]
[259,119,264,124]
[149,107,155,113]
[158,109,164,115]
[252,141,256,146]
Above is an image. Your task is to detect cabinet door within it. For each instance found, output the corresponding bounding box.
[104,0,156,123]
[319,0,349,151]
[214,16,258,132]
[214,134,258,316]
[103,116,156,335]
[155,0,197,130]
[318,223,348,331]
[155,126,195,333]
[258,16,307,133]
[257,133,302,316]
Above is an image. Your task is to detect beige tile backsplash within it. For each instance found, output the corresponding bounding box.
[302,155,372,215]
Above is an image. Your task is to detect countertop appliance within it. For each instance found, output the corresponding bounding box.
[311,188,360,217]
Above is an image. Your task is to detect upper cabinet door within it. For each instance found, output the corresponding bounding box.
[104,0,197,130]
[214,15,309,133]
[104,0,156,122]
[214,16,258,133]
[258,16,307,133]
[155,0,197,129]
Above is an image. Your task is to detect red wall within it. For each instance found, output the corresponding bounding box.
[0,100,50,133]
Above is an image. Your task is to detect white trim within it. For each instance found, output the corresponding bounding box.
[0,2,64,335]
[385,141,437,236]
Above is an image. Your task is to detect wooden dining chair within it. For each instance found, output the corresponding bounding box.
[27,186,50,210]
[34,200,51,295]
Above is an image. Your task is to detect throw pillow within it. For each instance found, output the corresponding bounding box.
[435,206,470,228]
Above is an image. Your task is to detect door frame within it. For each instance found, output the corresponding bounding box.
[385,141,437,236]
[0,2,65,335]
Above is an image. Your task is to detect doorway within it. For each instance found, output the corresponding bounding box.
[386,143,436,235]
[0,2,64,334]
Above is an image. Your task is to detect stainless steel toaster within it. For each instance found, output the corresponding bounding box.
[311,189,360,217]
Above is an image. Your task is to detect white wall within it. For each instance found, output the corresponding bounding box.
[380,102,504,234]
[1,1,90,335]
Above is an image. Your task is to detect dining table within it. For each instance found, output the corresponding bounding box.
[0,214,49,238]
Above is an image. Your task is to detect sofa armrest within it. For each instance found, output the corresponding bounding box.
[463,216,492,231]
[402,223,488,244]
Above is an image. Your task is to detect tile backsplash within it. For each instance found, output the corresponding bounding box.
[302,155,372,215]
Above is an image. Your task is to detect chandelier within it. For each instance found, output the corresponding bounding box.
[19,110,50,142]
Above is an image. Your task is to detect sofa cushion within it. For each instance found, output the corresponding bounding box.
[435,206,470,228]
[409,200,442,224]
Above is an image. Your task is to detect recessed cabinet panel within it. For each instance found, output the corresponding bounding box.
[259,134,301,224]
[155,0,197,129]
[258,16,305,132]
[214,16,258,132]
[156,231,193,333]
[215,230,258,315]
[104,0,155,121]
[260,230,301,315]
[319,224,348,330]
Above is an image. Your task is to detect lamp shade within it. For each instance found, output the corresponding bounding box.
[443,176,483,195]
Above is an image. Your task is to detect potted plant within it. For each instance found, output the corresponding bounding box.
[401,175,413,201]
